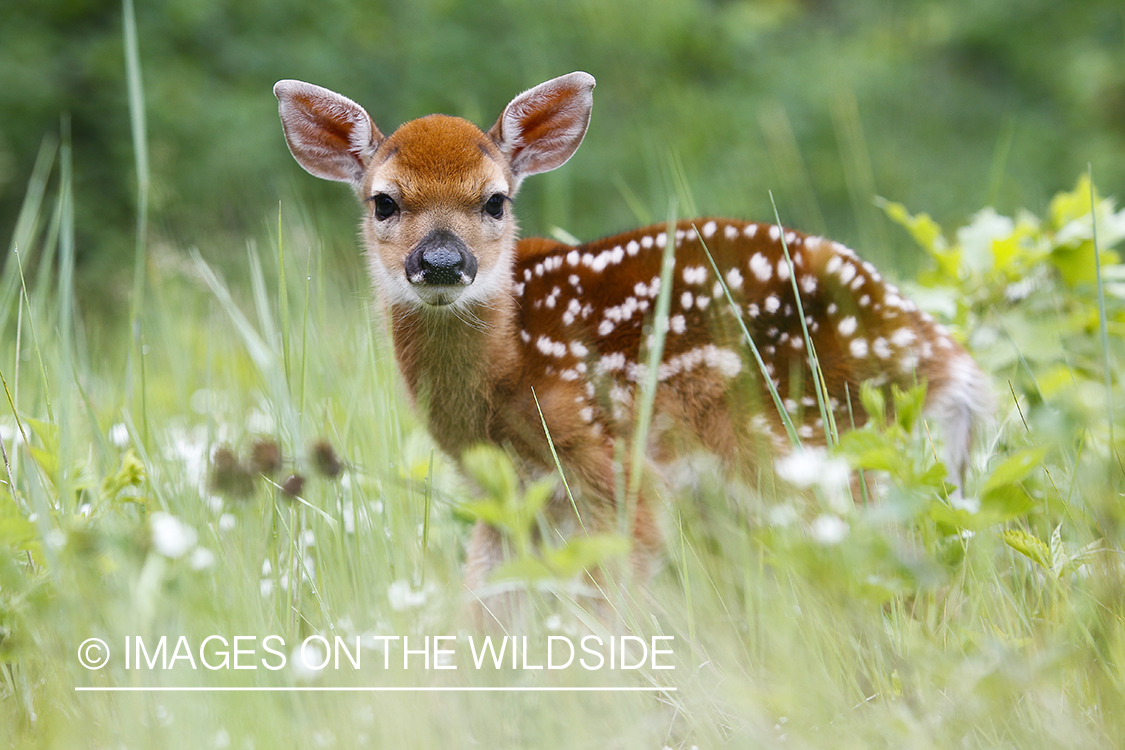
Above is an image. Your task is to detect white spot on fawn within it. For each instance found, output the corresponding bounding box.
[702,220,717,238]
[849,338,868,358]
[641,235,654,249]
[838,316,857,336]
[764,295,780,314]
[536,335,568,358]
[626,240,640,256]
[598,352,627,373]
[657,345,742,381]
[682,266,708,285]
[890,327,916,347]
[749,253,772,282]
[768,225,781,241]
[777,259,790,282]
[724,224,739,239]
[726,267,744,291]
[744,223,758,238]
[670,314,686,334]
[681,291,694,309]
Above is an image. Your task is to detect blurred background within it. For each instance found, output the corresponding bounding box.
[1,0,1123,291]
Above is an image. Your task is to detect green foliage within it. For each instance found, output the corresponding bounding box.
[460,444,629,583]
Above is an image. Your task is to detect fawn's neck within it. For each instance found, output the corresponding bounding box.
[389,293,520,458]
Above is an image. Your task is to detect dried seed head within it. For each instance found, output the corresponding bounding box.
[280,474,306,499]
[311,441,343,479]
[210,445,254,499]
[251,439,282,476]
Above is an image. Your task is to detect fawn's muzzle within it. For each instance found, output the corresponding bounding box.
[405,229,478,287]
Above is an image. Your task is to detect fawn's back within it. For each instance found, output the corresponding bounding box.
[274,72,991,599]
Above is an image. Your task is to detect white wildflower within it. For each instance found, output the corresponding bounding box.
[190,547,215,570]
[810,514,849,545]
[776,447,852,511]
[109,423,130,448]
[150,512,197,558]
[768,504,799,528]
[387,580,428,611]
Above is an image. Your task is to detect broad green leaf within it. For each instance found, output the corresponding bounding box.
[980,484,1037,522]
[835,429,899,473]
[981,447,1048,496]
[461,444,518,506]
[1048,174,1099,230]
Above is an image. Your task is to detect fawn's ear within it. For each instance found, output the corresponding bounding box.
[274,80,384,189]
[488,72,595,193]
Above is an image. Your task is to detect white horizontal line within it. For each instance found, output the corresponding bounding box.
[75,686,675,693]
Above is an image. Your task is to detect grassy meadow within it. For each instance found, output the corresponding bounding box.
[4,2,1125,749]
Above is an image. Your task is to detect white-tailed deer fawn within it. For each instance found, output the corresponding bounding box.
[274,72,991,607]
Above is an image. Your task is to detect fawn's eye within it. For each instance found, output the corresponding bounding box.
[371,193,398,221]
[484,193,506,220]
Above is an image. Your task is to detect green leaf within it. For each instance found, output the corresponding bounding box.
[892,383,926,433]
[1048,174,1099,230]
[858,382,886,425]
[461,444,519,507]
[979,483,1037,522]
[877,197,948,254]
[835,429,898,473]
[542,534,631,578]
[980,448,1047,497]
[1001,529,1051,569]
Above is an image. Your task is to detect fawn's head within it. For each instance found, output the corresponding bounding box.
[274,73,595,310]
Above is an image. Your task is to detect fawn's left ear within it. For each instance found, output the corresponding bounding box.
[274,80,384,191]
[488,72,595,193]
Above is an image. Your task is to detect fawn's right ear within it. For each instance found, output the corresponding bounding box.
[274,80,384,189]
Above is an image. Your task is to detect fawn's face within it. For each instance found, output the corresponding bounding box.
[360,116,515,309]
[274,73,596,311]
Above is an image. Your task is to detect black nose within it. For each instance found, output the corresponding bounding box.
[404,229,479,286]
